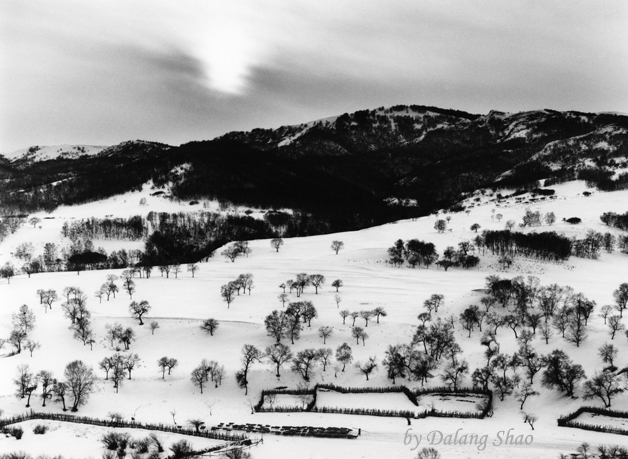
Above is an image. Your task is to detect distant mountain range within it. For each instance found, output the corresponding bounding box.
[2,105,627,234]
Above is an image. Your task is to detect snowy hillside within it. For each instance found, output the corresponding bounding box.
[0,179,628,459]
[2,145,108,165]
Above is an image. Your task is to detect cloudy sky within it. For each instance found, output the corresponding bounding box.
[1,0,627,152]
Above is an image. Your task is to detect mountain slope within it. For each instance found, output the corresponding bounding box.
[2,105,628,235]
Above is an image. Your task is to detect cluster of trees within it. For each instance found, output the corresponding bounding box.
[280,273,330,297]
[220,273,255,307]
[387,239,438,268]
[59,287,96,349]
[190,359,226,393]
[465,277,628,408]
[579,167,628,192]
[98,353,141,393]
[483,230,572,261]
[14,360,95,412]
[221,241,252,262]
[61,216,146,241]
[5,304,37,355]
[234,342,358,395]
[264,302,319,344]
[436,241,480,270]
[483,275,598,347]
[0,216,25,245]
[104,323,136,351]
[570,230,613,259]
[601,211,628,231]
[519,208,556,227]
[339,308,387,329]
[1,262,15,283]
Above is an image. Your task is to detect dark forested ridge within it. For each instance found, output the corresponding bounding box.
[2,106,628,238]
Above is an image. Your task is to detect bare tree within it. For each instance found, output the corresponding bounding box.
[278,293,289,308]
[52,381,68,411]
[37,370,55,407]
[583,372,626,408]
[221,245,240,262]
[334,294,342,308]
[123,277,136,299]
[158,357,171,379]
[599,343,618,367]
[270,238,284,252]
[308,274,325,294]
[191,366,207,394]
[9,328,27,353]
[360,310,374,327]
[339,309,350,324]
[318,326,334,344]
[608,315,624,339]
[265,343,293,377]
[355,356,378,380]
[12,304,36,334]
[187,264,199,278]
[317,348,333,371]
[331,279,343,292]
[335,343,353,371]
[441,360,469,391]
[291,349,320,381]
[123,354,140,380]
[599,305,613,324]
[522,412,537,430]
[14,364,34,402]
[150,321,160,335]
[201,318,220,336]
[110,355,127,393]
[352,326,364,344]
[25,340,40,357]
[515,382,539,409]
[373,307,388,324]
[42,290,58,312]
[129,300,151,325]
[65,360,95,411]
[95,288,105,304]
[331,240,344,254]
[221,283,236,308]
[350,312,359,327]
[236,345,263,394]
[539,323,554,344]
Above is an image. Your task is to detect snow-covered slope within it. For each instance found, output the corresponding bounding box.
[0,180,627,459]
[3,144,108,164]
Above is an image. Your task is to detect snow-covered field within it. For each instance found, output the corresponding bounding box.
[1,179,628,458]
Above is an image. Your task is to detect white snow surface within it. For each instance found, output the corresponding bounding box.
[2,145,108,162]
[1,179,628,458]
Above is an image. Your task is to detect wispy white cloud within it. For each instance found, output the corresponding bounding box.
[1,0,627,150]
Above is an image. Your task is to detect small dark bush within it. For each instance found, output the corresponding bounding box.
[149,433,164,453]
[531,188,555,196]
[101,432,130,451]
[189,200,199,205]
[32,424,48,435]
[170,439,194,459]
[2,427,24,440]
[566,217,581,224]
[0,453,32,459]
[134,437,151,454]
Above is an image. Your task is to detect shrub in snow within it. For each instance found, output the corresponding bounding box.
[32,424,48,435]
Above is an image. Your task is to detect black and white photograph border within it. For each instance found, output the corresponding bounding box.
[1,1,628,458]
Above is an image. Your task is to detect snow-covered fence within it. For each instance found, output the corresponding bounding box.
[0,411,249,442]
[558,406,628,436]
[254,384,492,420]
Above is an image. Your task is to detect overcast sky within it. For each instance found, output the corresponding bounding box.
[1,0,627,152]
